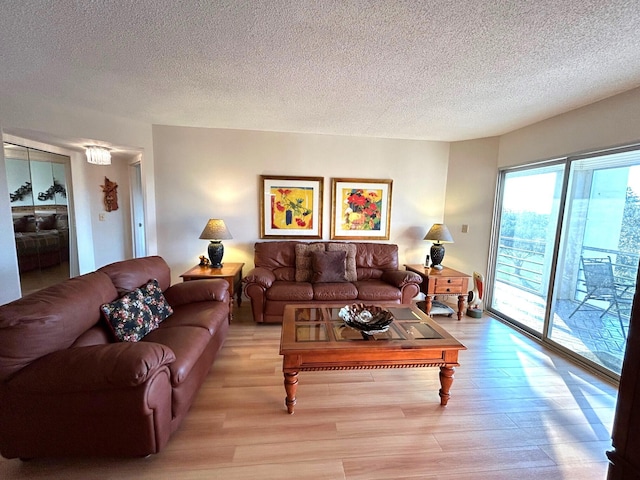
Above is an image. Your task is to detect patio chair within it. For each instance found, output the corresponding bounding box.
[569,256,634,338]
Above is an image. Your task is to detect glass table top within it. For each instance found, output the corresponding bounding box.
[293,306,444,342]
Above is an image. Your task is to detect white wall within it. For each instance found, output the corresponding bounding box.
[444,137,499,277]
[152,125,451,284]
[0,93,157,302]
[86,157,133,268]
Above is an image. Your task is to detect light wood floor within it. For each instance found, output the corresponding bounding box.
[0,302,618,479]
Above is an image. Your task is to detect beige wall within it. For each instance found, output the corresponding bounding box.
[152,125,451,283]
[445,137,499,277]
[498,87,640,167]
[3,85,640,304]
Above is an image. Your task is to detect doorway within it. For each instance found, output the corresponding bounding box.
[129,161,146,258]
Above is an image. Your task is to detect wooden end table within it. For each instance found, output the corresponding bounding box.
[180,262,244,321]
[404,265,471,320]
[280,303,466,414]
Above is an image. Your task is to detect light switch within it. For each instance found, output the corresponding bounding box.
[99,213,105,221]
[461,224,469,233]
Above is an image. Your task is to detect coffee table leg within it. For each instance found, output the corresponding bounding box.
[439,366,455,406]
[284,371,298,414]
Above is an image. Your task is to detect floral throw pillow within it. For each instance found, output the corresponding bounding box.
[140,279,174,323]
[101,279,173,342]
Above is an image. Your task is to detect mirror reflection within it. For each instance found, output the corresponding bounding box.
[4,143,71,295]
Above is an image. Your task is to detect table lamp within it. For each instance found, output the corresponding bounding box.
[424,223,454,270]
[199,219,232,268]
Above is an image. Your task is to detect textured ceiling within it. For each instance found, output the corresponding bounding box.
[1,1,640,142]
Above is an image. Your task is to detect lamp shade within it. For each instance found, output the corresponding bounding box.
[199,219,233,240]
[423,223,454,244]
[85,146,111,165]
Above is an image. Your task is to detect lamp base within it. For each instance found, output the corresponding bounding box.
[207,241,224,269]
[430,243,446,269]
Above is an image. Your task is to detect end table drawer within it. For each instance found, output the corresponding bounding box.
[433,278,466,294]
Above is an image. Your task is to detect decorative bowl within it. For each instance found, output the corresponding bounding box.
[338,304,394,334]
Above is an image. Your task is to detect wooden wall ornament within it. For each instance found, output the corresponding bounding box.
[101,177,119,212]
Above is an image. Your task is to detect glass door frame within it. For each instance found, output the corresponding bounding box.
[486,158,569,338]
[486,144,640,382]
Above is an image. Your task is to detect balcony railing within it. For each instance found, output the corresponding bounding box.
[495,237,545,295]
[496,237,638,307]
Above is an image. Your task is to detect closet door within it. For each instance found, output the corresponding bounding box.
[4,143,71,295]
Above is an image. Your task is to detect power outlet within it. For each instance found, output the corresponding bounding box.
[99,213,105,222]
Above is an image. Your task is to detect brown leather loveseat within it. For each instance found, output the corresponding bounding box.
[0,256,229,459]
[243,241,422,323]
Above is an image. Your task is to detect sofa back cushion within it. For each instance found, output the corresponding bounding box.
[254,241,299,281]
[355,243,399,280]
[254,241,400,282]
[0,271,118,381]
[99,256,171,295]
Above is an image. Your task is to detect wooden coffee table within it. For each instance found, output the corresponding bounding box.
[279,303,466,414]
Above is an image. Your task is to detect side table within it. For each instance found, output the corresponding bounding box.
[180,262,244,322]
[404,264,471,320]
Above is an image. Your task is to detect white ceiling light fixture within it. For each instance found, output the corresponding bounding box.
[85,146,111,165]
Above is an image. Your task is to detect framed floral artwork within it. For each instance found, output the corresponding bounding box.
[331,178,393,240]
[260,175,323,238]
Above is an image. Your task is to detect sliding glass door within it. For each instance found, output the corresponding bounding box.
[548,150,640,374]
[490,162,565,335]
[488,147,640,377]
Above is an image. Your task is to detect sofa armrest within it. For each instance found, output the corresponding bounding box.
[243,267,276,289]
[163,279,230,307]
[381,270,423,288]
[5,342,176,393]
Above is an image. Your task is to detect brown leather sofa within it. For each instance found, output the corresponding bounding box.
[0,256,229,459]
[243,241,422,323]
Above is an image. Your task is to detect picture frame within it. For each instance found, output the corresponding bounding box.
[331,178,393,240]
[260,175,323,239]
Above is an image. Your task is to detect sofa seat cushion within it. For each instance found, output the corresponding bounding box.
[71,324,112,348]
[354,280,402,302]
[313,282,358,301]
[163,302,228,335]
[266,281,313,301]
[142,325,212,387]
